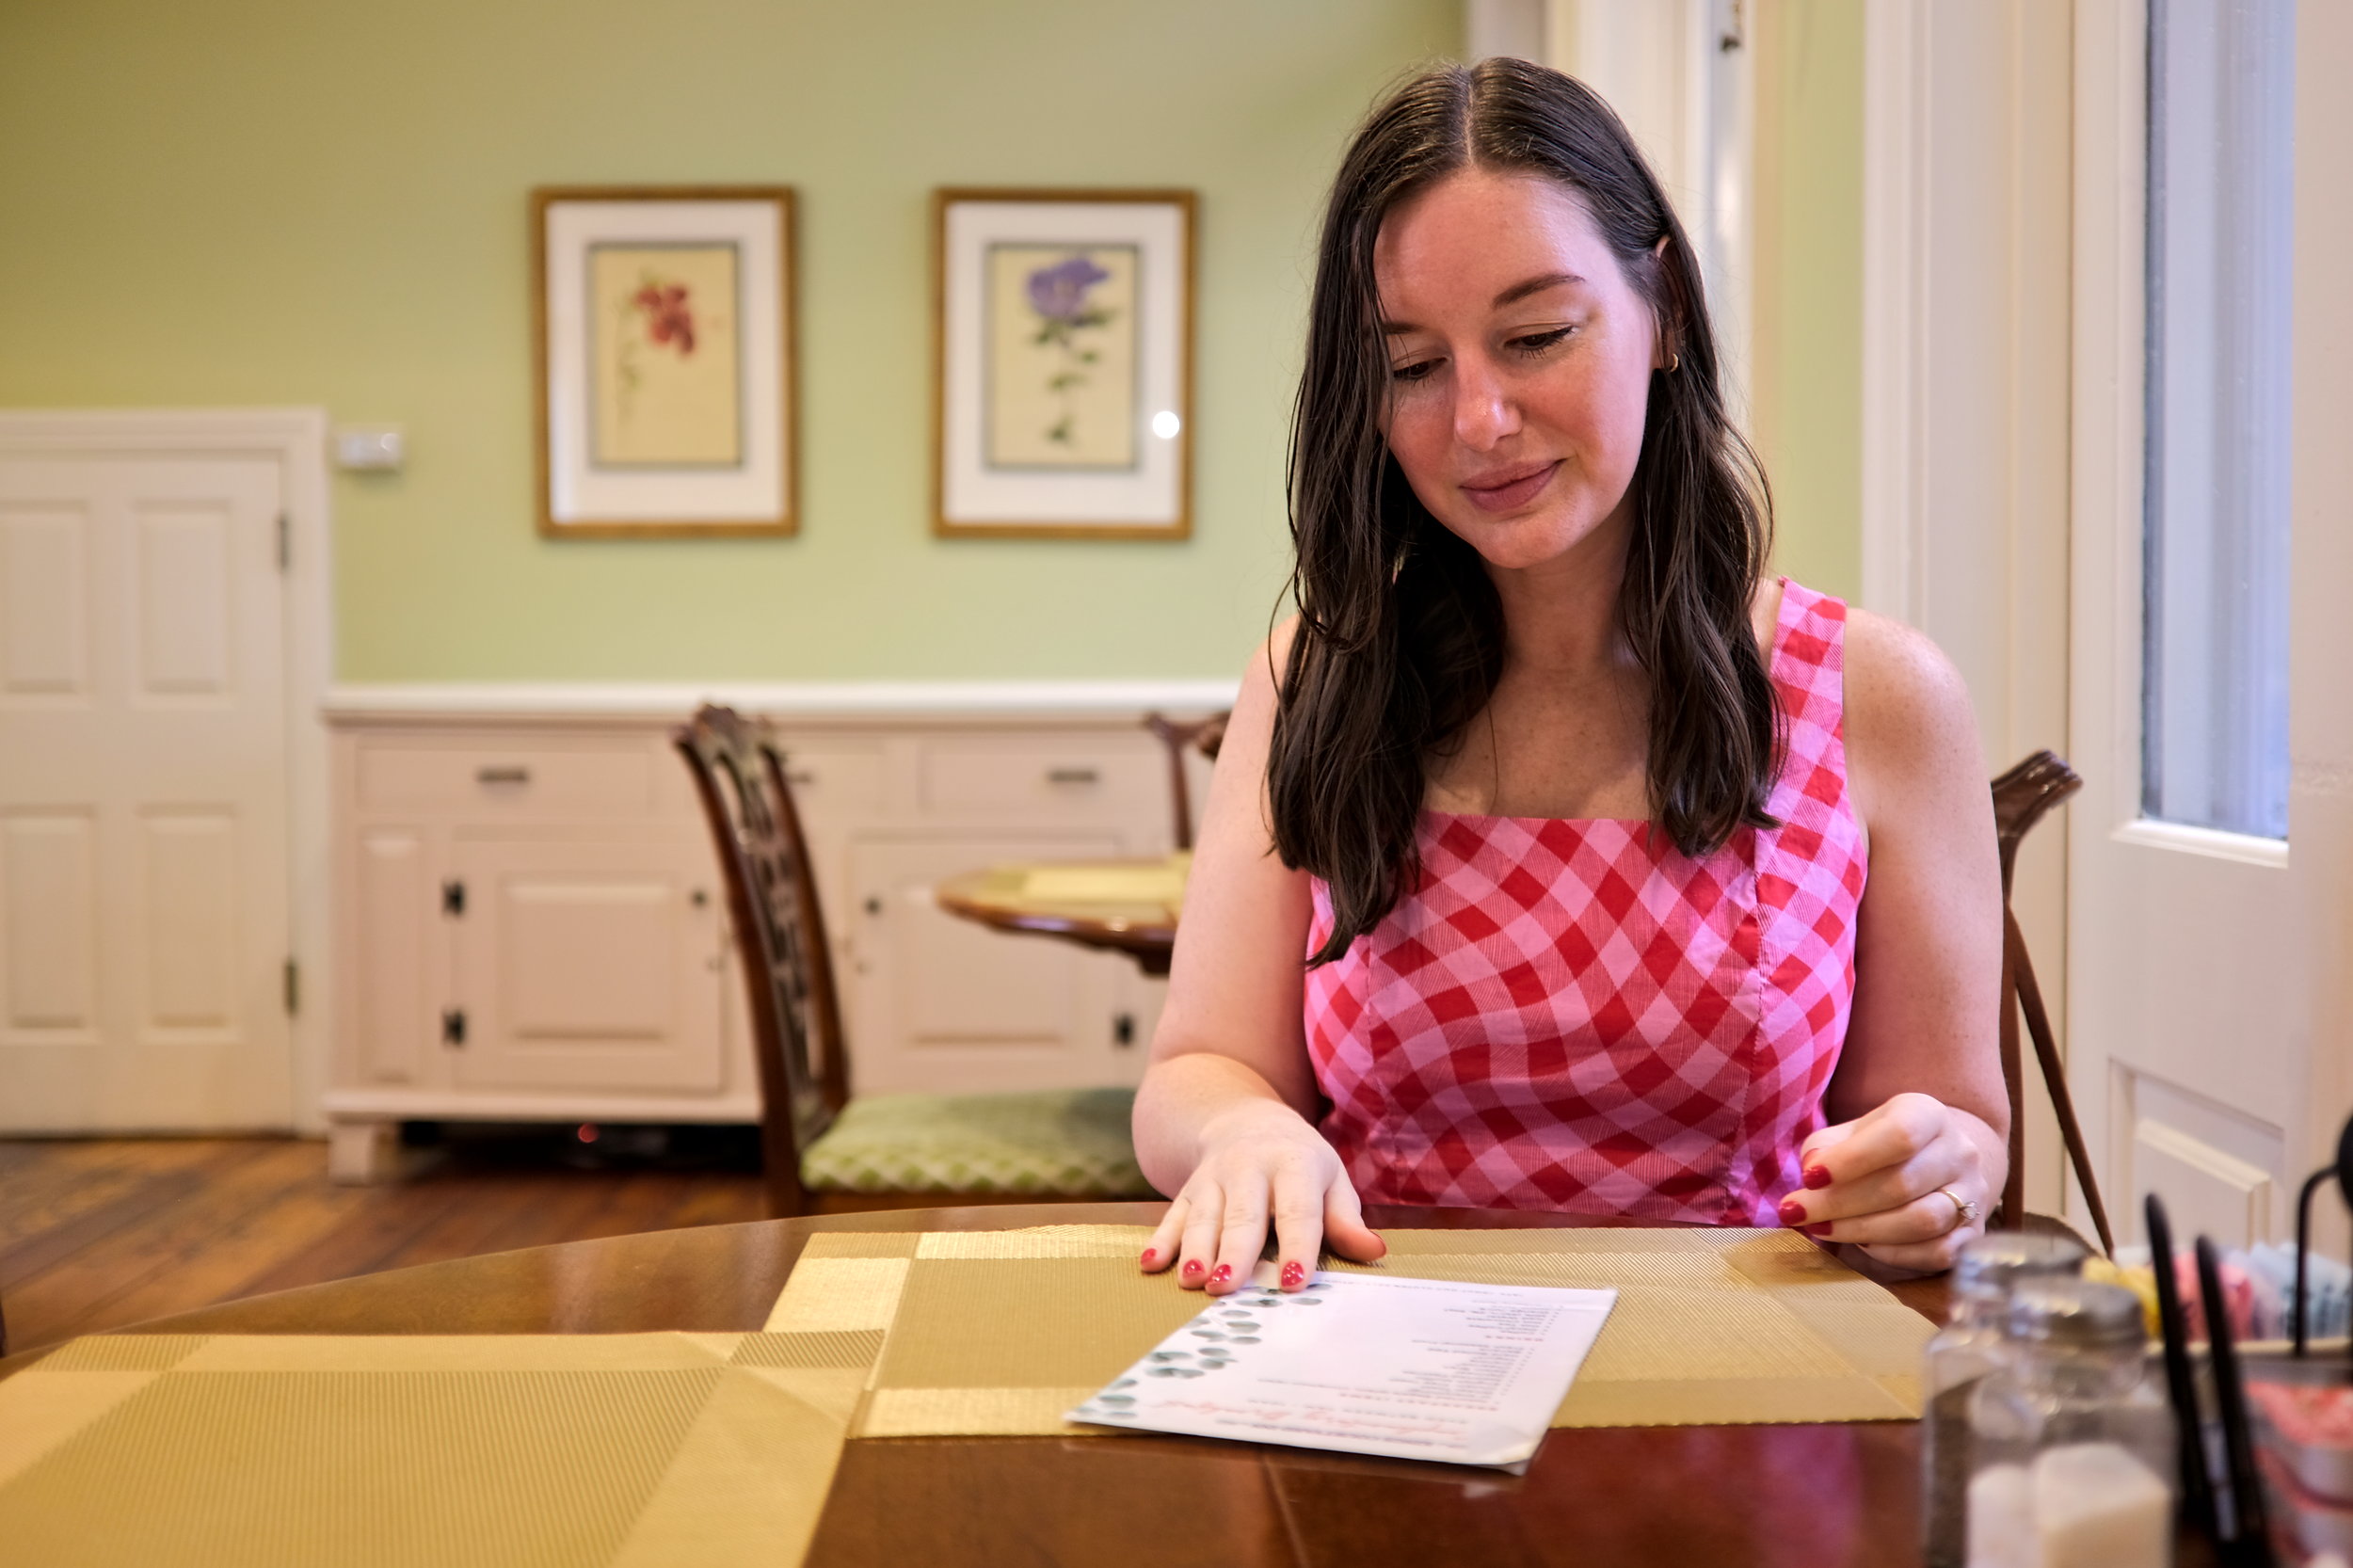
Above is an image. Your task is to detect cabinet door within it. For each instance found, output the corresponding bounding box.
[446,836,726,1094]
[844,834,1148,1095]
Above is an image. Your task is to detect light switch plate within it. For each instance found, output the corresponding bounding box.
[334,425,405,471]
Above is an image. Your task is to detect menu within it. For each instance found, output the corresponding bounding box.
[1066,1264,1617,1468]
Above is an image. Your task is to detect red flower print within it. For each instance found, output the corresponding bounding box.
[632,281,696,356]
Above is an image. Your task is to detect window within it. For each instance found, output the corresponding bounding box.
[2141,0,2296,840]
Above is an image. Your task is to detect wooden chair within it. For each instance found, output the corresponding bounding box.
[1991,750,2115,1255]
[676,705,1152,1217]
[1142,711,1228,851]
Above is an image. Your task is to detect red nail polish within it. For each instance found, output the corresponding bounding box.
[1209,1264,1233,1286]
[1281,1261,1306,1289]
[1778,1197,1807,1225]
[1803,1164,1833,1190]
[1180,1258,1204,1279]
[1140,1248,1157,1267]
[1806,1224,1835,1240]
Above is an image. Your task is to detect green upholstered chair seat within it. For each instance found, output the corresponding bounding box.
[800,1086,1150,1196]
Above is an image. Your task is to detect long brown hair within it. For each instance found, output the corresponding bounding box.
[1271,57,1778,966]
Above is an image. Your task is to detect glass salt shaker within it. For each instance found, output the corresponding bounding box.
[1965,1280,2174,1568]
[1923,1232,2090,1567]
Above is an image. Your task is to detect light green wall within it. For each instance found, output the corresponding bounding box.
[0,0,1457,680]
[1753,0,1865,603]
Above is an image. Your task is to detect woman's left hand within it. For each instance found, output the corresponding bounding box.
[1776,1092,1996,1271]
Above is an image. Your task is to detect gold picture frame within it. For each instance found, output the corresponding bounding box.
[932,188,1195,540]
[533,185,797,538]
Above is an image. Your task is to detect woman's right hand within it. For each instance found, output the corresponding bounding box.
[1138,1097,1386,1295]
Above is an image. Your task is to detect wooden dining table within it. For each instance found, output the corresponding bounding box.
[0,1198,2054,1568]
[935,857,1182,975]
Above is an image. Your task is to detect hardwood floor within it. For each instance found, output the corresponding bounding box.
[0,1134,774,1356]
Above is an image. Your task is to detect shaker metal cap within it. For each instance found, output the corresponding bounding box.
[1954,1231,2089,1297]
[2007,1280,2147,1349]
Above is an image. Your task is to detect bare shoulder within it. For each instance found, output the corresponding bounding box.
[1231,615,1302,736]
[1248,614,1303,695]
[1840,608,1984,824]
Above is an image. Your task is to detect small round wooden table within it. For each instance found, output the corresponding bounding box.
[0,1202,1987,1567]
[935,860,1180,975]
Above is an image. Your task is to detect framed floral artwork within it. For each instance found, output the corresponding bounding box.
[532,186,796,537]
[933,188,1195,538]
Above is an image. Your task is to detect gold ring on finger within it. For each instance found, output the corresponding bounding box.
[1937,1186,1981,1232]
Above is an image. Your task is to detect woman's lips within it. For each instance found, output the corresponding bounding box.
[1460,460,1561,515]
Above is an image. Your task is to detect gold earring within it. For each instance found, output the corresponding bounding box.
[1666,352,1681,374]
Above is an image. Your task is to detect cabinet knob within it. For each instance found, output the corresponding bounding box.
[864,896,884,917]
[690,888,710,908]
[1046,766,1101,785]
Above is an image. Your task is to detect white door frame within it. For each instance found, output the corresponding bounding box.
[0,408,335,1133]
[1859,0,2078,1214]
[1543,0,1758,416]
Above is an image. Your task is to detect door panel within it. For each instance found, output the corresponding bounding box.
[0,506,89,699]
[844,834,1141,1095]
[139,808,239,1033]
[0,809,99,1037]
[2117,1067,2282,1251]
[135,503,234,698]
[448,837,726,1095]
[0,457,291,1130]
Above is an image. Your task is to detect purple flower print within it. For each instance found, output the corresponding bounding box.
[1023,251,1117,446]
[1027,255,1112,323]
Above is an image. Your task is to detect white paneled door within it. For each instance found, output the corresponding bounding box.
[2067,0,2353,1248]
[0,457,294,1130]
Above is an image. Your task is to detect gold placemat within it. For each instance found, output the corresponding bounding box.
[764,1224,1932,1437]
[0,1331,877,1568]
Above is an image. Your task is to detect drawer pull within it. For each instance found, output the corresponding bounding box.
[785,770,816,786]
[475,766,531,786]
[1046,766,1101,786]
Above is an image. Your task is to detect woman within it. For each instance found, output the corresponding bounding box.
[1132,57,2009,1295]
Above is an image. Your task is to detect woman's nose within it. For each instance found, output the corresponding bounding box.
[1451,356,1521,450]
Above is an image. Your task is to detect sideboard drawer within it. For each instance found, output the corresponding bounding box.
[919,741,1160,823]
[770,742,888,821]
[355,741,657,817]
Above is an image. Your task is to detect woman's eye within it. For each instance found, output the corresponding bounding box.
[1511,327,1576,355]
[1389,359,1440,383]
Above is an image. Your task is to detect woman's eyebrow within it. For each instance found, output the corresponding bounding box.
[1492,272,1585,309]
[1381,271,1591,334]
[1379,272,1588,336]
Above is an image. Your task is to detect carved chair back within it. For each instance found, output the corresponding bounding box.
[1142,711,1229,851]
[675,705,849,1215]
[1990,751,2113,1253]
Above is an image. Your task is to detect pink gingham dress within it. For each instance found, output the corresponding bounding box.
[1304,580,1866,1224]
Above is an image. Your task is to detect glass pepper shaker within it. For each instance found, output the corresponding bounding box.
[1924,1232,2090,1567]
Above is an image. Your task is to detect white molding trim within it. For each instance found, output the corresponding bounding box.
[325,680,1241,728]
[2110,819,2288,871]
[0,407,335,1135]
[1859,0,1927,623]
[2070,0,2153,838]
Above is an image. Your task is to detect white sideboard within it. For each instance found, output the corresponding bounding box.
[320,683,1230,1179]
